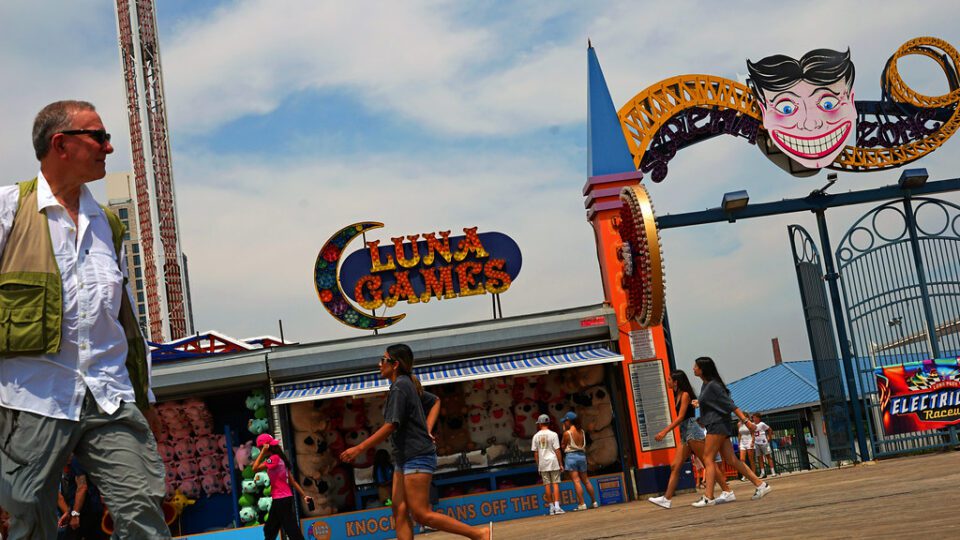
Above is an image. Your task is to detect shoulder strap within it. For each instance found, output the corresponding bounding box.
[16,177,38,213]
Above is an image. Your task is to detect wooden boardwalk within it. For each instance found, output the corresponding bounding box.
[429,451,960,539]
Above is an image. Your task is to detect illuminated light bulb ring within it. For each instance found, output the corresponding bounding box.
[617,184,666,328]
[314,222,406,331]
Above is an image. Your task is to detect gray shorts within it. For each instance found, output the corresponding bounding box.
[679,417,706,443]
[755,443,772,456]
[541,469,561,484]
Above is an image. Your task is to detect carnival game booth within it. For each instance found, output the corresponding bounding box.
[150,343,274,535]
[269,304,633,536]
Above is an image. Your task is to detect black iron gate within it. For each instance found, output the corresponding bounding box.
[836,196,960,457]
[788,225,855,462]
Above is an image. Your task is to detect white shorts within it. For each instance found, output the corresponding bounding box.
[739,438,754,450]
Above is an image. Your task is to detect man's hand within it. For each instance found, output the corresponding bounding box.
[143,406,162,438]
[57,512,70,529]
[70,514,80,530]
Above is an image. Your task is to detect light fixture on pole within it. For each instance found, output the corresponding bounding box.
[898,168,928,189]
[721,190,749,222]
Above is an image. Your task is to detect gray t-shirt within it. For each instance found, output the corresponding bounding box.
[383,375,438,464]
[698,380,737,426]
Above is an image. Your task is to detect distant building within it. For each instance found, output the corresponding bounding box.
[106,172,194,337]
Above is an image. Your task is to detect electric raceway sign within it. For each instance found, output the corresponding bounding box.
[875,358,960,435]
[315,222,521,330]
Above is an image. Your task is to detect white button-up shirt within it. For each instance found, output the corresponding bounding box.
[0,172,153,421]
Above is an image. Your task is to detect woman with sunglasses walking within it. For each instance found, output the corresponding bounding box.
[647,369,734,509]
[692,357,771,507]
[340,344,492,540]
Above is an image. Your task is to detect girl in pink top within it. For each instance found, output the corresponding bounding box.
[252,434,312,540]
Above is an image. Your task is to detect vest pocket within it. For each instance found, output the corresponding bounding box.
[0,286,46,354]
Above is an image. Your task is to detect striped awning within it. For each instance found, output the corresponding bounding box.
[272,343,622,405]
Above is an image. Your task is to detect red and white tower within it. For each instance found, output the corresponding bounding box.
[115,0,191,342]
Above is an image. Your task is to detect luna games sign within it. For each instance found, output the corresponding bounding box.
[875,358,960,436]
[315,222,521,330]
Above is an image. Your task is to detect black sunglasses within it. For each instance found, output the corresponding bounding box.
[58,129,111,145]
[380,355,396,364]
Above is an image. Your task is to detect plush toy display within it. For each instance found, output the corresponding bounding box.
[248,418,269,436]
[436,416,471,455]
[344,428,375,468]
[464,380,489,409]
[156,397,231,503]
[575,385,613,432]
[586,425,618,471]
[340,398,367,432]
[512,376,540,403]
[512,399,539,439]
[466,405,493,450]
[364,393,386,427]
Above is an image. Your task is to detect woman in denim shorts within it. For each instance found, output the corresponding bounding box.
[561,411,599,510]
[647,370,734,509]
[341,344,491,540]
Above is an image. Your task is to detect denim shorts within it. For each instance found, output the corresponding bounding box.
[564,451,587,472]
[679,417,706,443]
[401,452,438,475]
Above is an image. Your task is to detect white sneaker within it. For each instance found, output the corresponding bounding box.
[591,501,599,508]
[716,491,735,503]
[647,496,671,509]
[752,482,772,500]
[576,503,587,511]
[554,506,565,514]
[691,496,716,508]
[548,506,556,515]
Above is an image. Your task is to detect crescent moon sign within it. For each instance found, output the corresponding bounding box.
[314,222,406,331]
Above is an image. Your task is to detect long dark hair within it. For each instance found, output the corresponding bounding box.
[267,444,291,469]
[747,48,855,103]
[387,343,422,396]
[670,369,697,400]
[695,356,728,393]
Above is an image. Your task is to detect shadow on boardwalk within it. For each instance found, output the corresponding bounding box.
[428,451,960,539]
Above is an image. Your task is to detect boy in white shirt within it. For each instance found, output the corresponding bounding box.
[752,413,777,477]
[531,414,565,515]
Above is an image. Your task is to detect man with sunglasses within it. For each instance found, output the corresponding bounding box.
[0,101,169,539]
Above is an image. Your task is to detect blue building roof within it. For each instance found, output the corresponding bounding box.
[727,361,822,415]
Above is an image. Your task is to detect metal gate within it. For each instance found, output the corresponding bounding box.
[764,411,811,473]
[788,225,855,462]
[835,196,960,457]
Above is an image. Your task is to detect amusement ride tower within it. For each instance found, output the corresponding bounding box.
[115,0,191,342]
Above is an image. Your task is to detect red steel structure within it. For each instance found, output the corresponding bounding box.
[115,0,190,341]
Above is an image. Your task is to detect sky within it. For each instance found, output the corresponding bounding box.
[1,1,959,383]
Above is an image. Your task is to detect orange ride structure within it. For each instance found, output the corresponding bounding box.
[584,45,675,491]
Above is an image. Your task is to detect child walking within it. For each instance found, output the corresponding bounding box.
[251,434,313,540]
[532,414,565,515]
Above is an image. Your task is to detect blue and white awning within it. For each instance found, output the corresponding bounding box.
[272,343,622,405]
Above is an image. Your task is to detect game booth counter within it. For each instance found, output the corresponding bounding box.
[149,341,279,536]
[268,304,635,536]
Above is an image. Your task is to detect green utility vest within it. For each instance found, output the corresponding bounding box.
[0,178,150,410]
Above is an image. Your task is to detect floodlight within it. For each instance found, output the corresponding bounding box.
[898,168,928,189]
[721,190,750,212]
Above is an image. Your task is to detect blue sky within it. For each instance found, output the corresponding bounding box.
[2,1,959,382]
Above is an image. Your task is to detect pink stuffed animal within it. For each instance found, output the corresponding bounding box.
[201,471,224,495]
[173,459,199,481]
[179,477,201,500]
[198,455,219,476]
[234,440,254,470]
[157,442,175,462]
[174,439,195,461]
[194,435,218,457]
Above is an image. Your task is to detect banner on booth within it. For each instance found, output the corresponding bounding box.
[875,358,960,435]
[300,474,626,540]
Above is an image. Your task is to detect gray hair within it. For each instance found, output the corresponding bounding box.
[32,100,96,160]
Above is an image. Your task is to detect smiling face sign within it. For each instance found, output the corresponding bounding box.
[748,48,857,169]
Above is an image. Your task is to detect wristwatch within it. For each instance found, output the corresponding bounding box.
[70,510,80,517]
